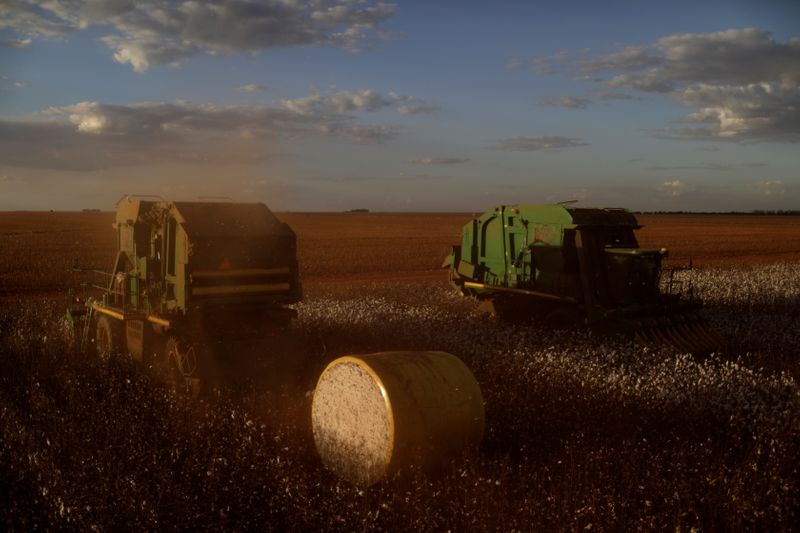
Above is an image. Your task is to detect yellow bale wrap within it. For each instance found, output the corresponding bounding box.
[311,351,484,486]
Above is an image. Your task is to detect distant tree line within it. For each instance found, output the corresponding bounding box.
[635,210,800,216]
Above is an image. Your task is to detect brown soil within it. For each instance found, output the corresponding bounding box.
[1,211,797,296]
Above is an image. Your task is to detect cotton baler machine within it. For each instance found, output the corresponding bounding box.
[444,204,723,353]
[67,195,302,390]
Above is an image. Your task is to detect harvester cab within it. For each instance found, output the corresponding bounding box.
[444,204,723,353]
[68,195,302,392]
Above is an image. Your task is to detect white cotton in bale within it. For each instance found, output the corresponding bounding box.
[311,351,485,486]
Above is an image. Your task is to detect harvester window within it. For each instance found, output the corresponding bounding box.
[480,218,491,257]
[562,229,579,274]
[167,218,177,276]
[602,226,638,247]
[133,223,149,258]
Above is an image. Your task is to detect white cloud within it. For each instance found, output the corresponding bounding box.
[281,89,404,115]
[0,38,32,48]
[237,83,266,94]
[280,89,437,116]
[658,179,690,197]
[755,180,785,196]
[489,135,588,152]
[1,89,415,170]
[0,0,397,71]
[664,82,800,141]
[411,157,470,165]
[0,76,27,90]
[537,28,800,142]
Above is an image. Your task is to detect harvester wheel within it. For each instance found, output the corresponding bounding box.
[95,315,121,361]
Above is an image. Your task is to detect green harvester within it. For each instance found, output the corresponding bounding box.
[444,204,723,353]
[67,195,302,392]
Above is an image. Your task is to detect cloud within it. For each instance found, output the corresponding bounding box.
[536,95,591,109]
[539,28,800,142]
[0,38,32,48]
[644,162,767,171]
[396,104,439,115]
[589,90,640,101]
[489,136,588,152]
[505,57,524,70]
[0,89,414,170]
[236,83,266,94]
[0,75,27,90]
[531,56,555,74]
[658,179,690,197]
[0,0,397,71]
[577,45,661,73]
[411,157,470,165]
[660,82,800,141]
[281,89,415,115]
[278,89,436,116]
[755,180,785,196]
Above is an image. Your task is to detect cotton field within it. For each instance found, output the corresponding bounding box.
[1,263,797,530]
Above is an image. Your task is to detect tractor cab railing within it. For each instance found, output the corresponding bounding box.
[660,264,696,301]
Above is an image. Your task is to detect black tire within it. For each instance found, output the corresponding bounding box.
[95,315,122,360]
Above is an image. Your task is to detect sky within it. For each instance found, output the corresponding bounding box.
[0,0,798,212]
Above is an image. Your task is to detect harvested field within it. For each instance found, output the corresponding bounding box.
[2,212,799,294]
[1,211,799,530]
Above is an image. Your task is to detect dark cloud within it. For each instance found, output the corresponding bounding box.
[536,95,591,109]
[489,136,588,152]
[1,90,411,170]
[411,157,470,165]
[0,0,396,71]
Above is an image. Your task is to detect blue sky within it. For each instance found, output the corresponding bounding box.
[0,0,798,211]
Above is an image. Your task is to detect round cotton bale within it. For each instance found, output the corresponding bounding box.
[311,351,484,486]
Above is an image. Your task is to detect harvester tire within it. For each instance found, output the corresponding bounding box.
[95,315,121,361]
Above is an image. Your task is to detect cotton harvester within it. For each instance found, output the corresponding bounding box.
[443,204,723,353]
[67,195,302,392]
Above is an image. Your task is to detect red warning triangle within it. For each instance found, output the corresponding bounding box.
[219,258,232,270]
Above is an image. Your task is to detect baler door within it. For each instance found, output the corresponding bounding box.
[505,222,529,287]
[478,215,505,285]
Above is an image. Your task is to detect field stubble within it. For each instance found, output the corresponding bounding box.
[1,212,799,530]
